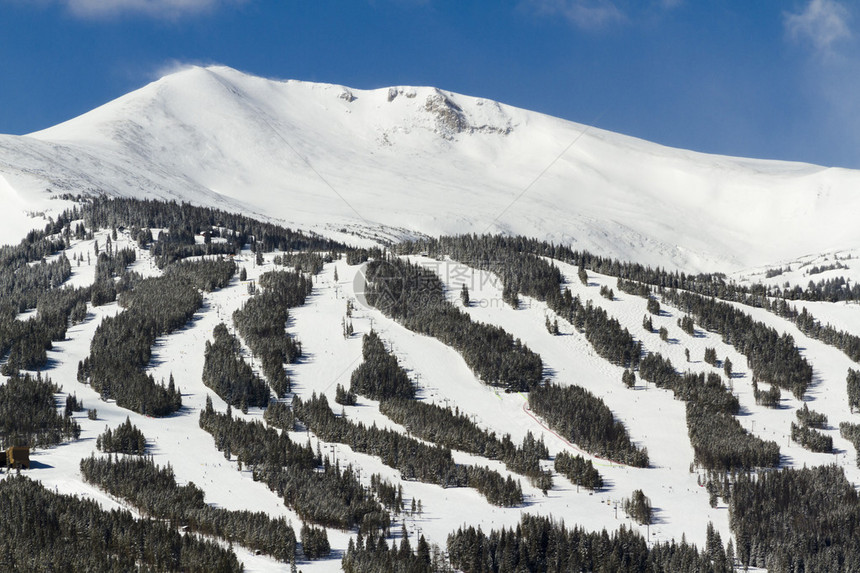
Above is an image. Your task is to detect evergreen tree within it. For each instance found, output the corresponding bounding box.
[301,523,331,560]
[96,417,146,455]
[643,314,653,332]
[647,297,660,315]
[848,369,860,412]
[623,489,652,525]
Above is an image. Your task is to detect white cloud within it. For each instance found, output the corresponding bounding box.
[785,0,851,55]
[528,0,626,30]
[524,0,680,30]
[63,0,244,19]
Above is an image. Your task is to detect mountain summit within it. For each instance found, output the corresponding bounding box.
[1,65,858,270]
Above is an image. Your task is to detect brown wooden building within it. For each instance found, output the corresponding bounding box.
[6,447,29,469]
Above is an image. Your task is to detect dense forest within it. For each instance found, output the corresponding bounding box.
[81,454,297,563]
[790,403,832,453]
[686,401,780,471]
[848,368,860,412]
[263,399,295,431]
[202,322,270,409]
[622,489,653,525]
[350,330,415,400]
[0,475,243,572]
[447,513,730,573]
[840,422,860,466]
[342,528,448,573]
[727,465,860,572]
[0,252,86,375]
[278,251,330,274]
[0,233,69,313]
[0,373,80,450]
[96,417,146,455]
[529,382,649,467]
[554,451,603,491]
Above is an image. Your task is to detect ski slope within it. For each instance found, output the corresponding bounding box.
[4,220,858,570]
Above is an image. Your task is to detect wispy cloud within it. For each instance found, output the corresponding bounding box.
[783,1,860,166]
[784,0,851,55]
[60,0,245,20]
[524,0,681,31]
[527,0,626,30]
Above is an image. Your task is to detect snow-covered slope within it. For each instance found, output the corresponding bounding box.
[1,65,858,271]
[21,229,860,571]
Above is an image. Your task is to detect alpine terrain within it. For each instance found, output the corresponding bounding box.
[2,65,860,572]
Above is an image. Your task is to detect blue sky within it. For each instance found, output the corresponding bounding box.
[2,0,860,167]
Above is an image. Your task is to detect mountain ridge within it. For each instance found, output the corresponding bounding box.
[1,64,857,272]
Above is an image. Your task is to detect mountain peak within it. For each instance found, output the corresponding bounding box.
[2,67,859,271]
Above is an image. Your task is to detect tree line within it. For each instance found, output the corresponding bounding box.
[726,465,860,571]
[202,322,270,409]
[529,382,649,467]
[81,454,298,563]
[446,513,730,573]
[362,257,543,391]
[80,259,235,416]
[352,331,552,491]
[0,373,80,450]
[198,398,389,532]
[293,393,524,507]
[0,475,242,572]
[232,269,313,398]
[79,195,346,263]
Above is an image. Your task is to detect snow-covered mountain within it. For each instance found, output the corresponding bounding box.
[2,64,858,271]
[8,66,860,572]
